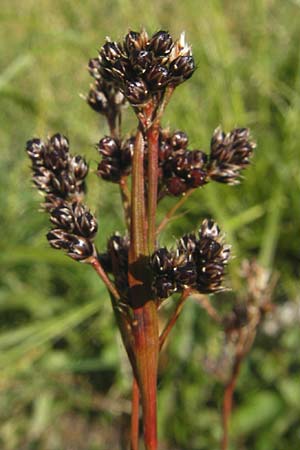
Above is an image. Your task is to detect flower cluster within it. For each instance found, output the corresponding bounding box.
[207,127,255,184]
[96,126,255,195]
[89,29,195,108]
[157,128,207,196]
[151,219,230,299]
[97,135,134,183]
[98,220,230,302]
[26,134,97,261]
[26,134,88,211]
[86,72,126,115]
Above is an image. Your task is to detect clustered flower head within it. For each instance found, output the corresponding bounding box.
[88,29,195,111]
[207,127,255,185]
[96,125,255,195]
[26,134,97,261]
[151,219,230,298]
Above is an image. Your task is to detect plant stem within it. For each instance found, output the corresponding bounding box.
[129,125,159,450]
[119,176,131,230]
[221,354,243,450]
[159,289,190,351]
[130,128,147,258]
[132,303,159,450]
[156,189,195,235]
[89,256,120,300]
[147,121,159,254]
[130,377,140,450]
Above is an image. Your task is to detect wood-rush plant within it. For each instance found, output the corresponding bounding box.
[26,29,255,450]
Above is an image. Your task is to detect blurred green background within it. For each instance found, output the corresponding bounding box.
[1,0,300,449]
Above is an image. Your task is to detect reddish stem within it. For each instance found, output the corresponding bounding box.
[156,189,195,235]
[159,290,190,351]
[119,176,131,230]
[221,354,243,450]
[130,128,147,258]
[132,303,159,450]
[130,377,140,450]
[129,124,159,450]
[146,120,159,254]
[89,257,120,300]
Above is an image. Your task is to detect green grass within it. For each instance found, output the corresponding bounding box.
[1,0,300,448]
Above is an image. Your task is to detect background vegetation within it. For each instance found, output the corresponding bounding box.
[1,0,300,448]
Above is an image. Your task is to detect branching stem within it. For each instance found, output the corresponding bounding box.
[157,189,195,235]
[89,257,120,301]
[159,289,191,351]
[221,354,243,450]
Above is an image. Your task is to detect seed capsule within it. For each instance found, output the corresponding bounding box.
[97,136,120,157]
[169,55,195,84]
[124,79,149,105]
[147,31,173,57]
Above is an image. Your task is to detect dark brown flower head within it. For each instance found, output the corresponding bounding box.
[96,136,133,183]
[150,247,197,299]
[151,248,177,299]
[207,127,255,184]
[89,29,195,109]
[195,219,231,293]
[50,202,98,239]
[47,229,95,262]
[174,220,231,294]
[26,134,89,210]
[26,134,69,173]
[163,149,208,195]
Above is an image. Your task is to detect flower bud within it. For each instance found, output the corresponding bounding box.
[100,41,124,65]
[97,136,119,157]
[97,158,121,183]
[124,79,149,105]
[69,155,89,181]
[171,131,189,150]
[124,30,149,54]
[50,204,75,232]
[146,65,169,90]
[169,55,195,84]
[26,138,45,166]
[47,229,95,261]
[73,203,98,239]
[147,31,173,57]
